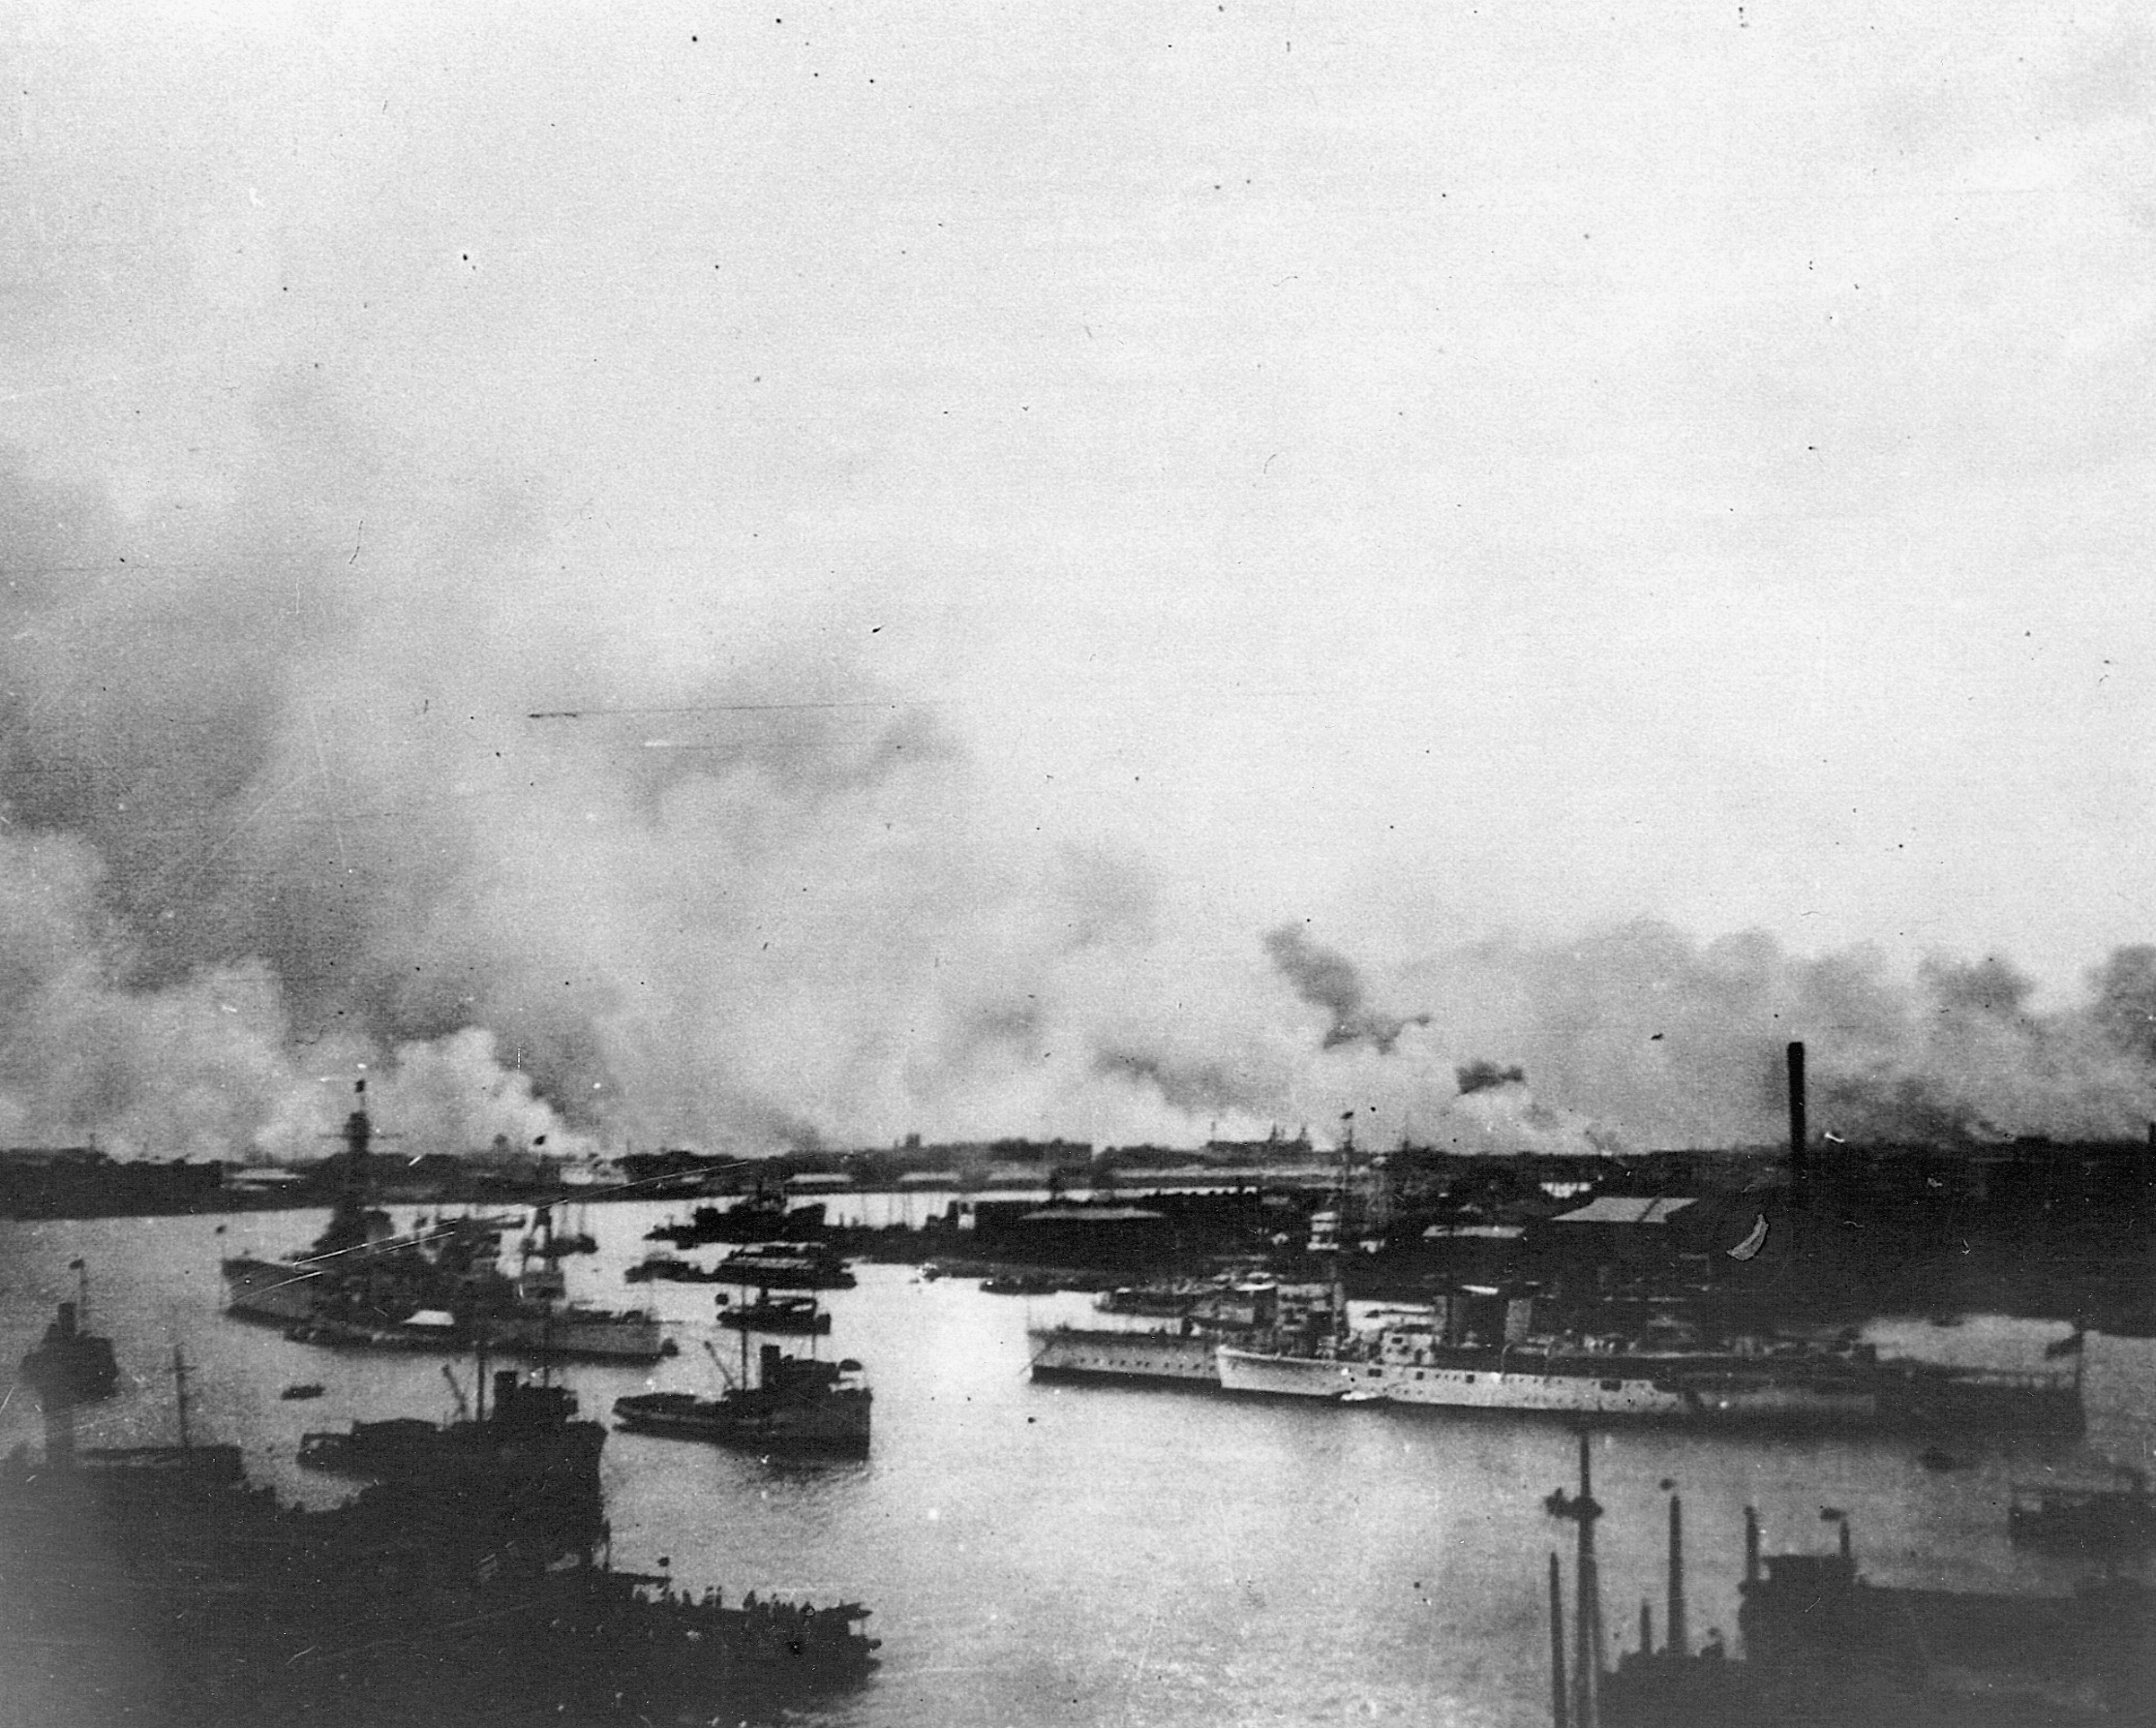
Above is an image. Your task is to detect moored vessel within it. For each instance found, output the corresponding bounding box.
[718,1292,833,1335]
[614,1343,871,1457]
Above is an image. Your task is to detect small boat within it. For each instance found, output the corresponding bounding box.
[717,1293,832,1336]
[1918,1446,1965,1471]
[281,1383,326,1401]
[615,1344,869,1458]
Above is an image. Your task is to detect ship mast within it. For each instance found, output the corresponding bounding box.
[1332,1112,1354,1349]
[1544,1433,1603,1728]
[172,1344,194,1451]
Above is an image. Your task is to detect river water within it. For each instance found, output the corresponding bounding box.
[4,1203,2151,1727]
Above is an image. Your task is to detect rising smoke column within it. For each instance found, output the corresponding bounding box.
[1261,924,1433,1052]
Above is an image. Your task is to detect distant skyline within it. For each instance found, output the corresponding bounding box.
[0,4,2149,1158]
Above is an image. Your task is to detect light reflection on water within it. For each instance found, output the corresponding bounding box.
[3,1206,2150,1727]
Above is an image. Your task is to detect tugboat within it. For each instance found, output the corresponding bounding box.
[299,1354,607,1523]
[17,1263,120,1406]
[614,1343,871,1458]
[717,1291,833,1336]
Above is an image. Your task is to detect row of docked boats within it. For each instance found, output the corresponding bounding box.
[1029,1283,2087,1433]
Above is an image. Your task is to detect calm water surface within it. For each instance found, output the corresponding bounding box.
[4,1205,2150,1727]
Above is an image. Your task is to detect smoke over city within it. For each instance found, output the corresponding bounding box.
[4,419,2156,1164]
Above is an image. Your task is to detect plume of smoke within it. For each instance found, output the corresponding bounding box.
[1454,1059,1527,1097]
[1261,924,1433,1053]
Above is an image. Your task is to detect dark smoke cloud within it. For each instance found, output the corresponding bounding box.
[1454,1060,1527,1096]
[1261,925,1433,1054]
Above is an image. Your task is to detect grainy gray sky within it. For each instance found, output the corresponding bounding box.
[1,2,2150,1153]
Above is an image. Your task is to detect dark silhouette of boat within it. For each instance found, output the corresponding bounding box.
[714,1242,857,1289]
[982,1274,1058,1296]
[647,1195,829,1247]
[624,1253,731,1284]
[717,1292,833,1335]
[279,1382,325,1401]
[18,1266,119,1406]
[2010,1470,2156,1556]
[299,1358,607,1546]
[615,1342,870,1458]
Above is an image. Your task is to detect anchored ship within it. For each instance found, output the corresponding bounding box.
[615,1343,871,1457]
[718,1291,833,1335]
[298,1362,608,1543]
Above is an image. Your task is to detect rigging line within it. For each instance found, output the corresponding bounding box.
[528,701,922,718]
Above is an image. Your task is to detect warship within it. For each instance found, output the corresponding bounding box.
[222,1081,668,1362]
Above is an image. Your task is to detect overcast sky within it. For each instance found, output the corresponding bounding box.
[1,2,2150,1152]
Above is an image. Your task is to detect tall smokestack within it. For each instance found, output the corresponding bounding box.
[1666,1494,1687,1657]
[1548,1553,1568,1728]
[1744,1506,1761,1587]
[1786,1042,1807,1205]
